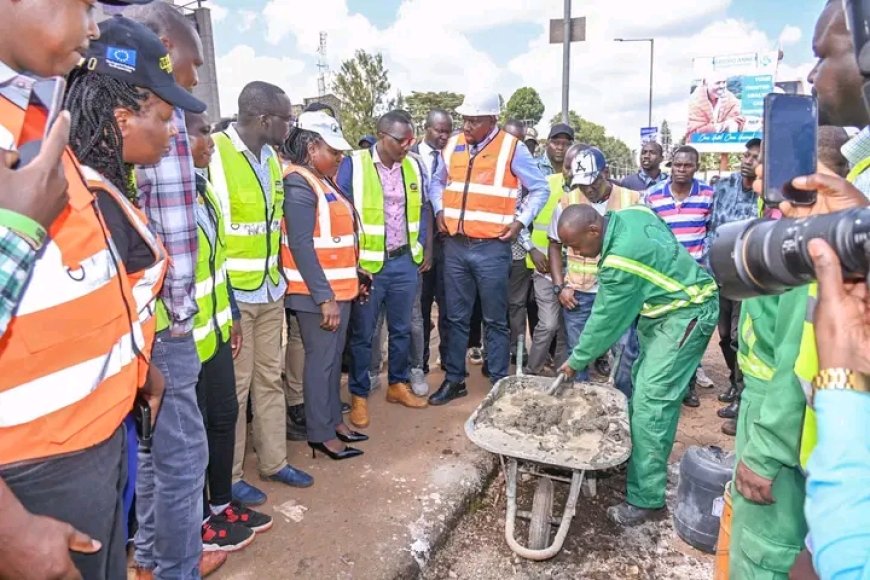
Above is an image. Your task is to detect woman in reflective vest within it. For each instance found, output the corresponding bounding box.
[441,129,520,238]
[280,112,367,461]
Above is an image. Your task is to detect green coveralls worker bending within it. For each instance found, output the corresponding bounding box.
[729,291,808,578]
[557,204,718,526]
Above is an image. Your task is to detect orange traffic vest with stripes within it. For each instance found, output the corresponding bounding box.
[280,164,359,301]
[561,184,640,291]
[441,130,520,238]
[81,166,168,386]
[0,95,166,465]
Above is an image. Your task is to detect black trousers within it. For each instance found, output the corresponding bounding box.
[1,428,127,580]
[197,339,239,514]
[718,295,744,387]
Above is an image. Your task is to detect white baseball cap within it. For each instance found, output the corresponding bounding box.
[570,147,608,187]
[456,92,501,117]
[295,111,352,151]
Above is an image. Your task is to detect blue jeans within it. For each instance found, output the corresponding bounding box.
[612,322,639,398]
[562,290,597,381]
[135,331,208,579]
[443,237,511,384]
[349,253,419,397]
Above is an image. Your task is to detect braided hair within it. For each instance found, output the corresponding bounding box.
[65,67,149,200]
[280,127,325,167]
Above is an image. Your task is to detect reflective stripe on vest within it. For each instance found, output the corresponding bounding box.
[442,130,519,238]
[0,89,160,463]
[351,150,423,273]
[526,173,563,269]
[209,132,283,292]
[796,283,819,470]
[81,167,168,387]
[280,164,359,301]
[737,311,775,381]
[193,179,233,362]
[560,185,639,289]
[601,246,718,318]
[846,155,870,183]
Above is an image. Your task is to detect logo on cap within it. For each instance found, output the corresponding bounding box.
[106,46,137,74]
[159,54,173,75]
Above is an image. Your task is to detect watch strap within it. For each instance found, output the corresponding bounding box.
[811,368,870,405]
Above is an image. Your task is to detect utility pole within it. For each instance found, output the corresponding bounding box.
[317,32,328,97]
[550,5,585,125]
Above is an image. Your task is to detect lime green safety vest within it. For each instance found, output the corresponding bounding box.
[525,173,563,269]
[192,179,233,362]
[737,307,775,382]
[795,283,819,470]
[208,131,284,292]
[351,150,423,274]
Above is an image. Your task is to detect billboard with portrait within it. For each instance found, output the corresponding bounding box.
[685,51,779,152]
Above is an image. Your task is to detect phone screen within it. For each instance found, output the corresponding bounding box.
[762,93,818,206]
[16,77,65,167]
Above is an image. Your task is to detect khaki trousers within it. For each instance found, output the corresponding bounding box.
[283,311,305,407]
[233,300,287,480]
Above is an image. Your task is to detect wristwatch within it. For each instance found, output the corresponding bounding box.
[552,283,564,296]
[811,368,870,405]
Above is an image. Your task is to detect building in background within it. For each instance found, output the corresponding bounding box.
[291,94,343,125]
[98,0,221,118]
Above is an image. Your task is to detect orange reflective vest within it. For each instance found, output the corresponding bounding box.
[281,164,359,302]
[0,94,166,465]
[441,130,520,238]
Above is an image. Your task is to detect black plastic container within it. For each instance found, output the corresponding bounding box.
[673,445,735,553]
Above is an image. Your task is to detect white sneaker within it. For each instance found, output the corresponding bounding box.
[410,368,429,396]
[696,366,714,389]
[369,371,382,391]
[468,347,484,365]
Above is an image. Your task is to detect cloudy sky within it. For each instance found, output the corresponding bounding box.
[206,0,822,148]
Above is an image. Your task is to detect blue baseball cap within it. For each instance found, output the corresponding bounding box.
[84,16,206,113]
[570,147,608,187]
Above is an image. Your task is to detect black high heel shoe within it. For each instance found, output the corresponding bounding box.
[336,430,369,443]
[308,441,364,460]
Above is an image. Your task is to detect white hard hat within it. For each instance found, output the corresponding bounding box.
[456,92,501,117]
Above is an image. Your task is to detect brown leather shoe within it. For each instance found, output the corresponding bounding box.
[387,383,428,408]
[199,551,228,578]
[349,395,370,428]
[721,418,737,437]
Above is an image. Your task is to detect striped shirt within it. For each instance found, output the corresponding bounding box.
[644,179,714,263]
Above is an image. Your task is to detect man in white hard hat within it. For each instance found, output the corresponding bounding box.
[428,92,549,405]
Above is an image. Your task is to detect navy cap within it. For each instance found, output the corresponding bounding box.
[358,135,376,147]
[548,123,575,140]
[84,16,206,113]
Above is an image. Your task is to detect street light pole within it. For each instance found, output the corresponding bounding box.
[562,0,571,124]
[615,37,655,128]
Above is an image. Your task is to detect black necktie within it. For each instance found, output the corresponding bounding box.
[431,150,439,175]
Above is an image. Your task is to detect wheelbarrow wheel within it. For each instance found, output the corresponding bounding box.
[528,477,554,550]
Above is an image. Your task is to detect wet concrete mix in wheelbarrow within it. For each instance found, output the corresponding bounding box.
[474,380,630,469]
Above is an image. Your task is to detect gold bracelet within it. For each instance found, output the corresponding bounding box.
[811,368,870,405]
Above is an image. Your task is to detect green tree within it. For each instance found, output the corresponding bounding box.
[404,91,464,132]
[332,50,390,144]
[502,87,545,126]
[548,111,636,177]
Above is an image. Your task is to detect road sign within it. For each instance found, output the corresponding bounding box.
[640,127,659,144]
[549,17,586,44]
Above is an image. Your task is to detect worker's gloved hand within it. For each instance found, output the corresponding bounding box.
[809,238,870,373]
[735,460,775,505]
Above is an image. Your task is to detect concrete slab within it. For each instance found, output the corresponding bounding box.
[216,367,498,580]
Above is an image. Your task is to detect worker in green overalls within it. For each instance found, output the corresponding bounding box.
[555,203,718,525]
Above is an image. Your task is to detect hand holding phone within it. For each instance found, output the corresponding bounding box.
[762,93,819,207]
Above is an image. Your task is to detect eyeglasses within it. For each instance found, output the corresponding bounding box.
[382,132,415,148]
[263,113,295,124]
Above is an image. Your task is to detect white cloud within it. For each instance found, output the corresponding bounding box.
[238,9,258,33]
[214,0,814,153]
[779,25,803,46]
[215,45,309,117]
[208,1,228,23]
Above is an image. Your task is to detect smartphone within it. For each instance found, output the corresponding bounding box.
[15,76,66,167]
[762,93,818,207]
[134,392,153,449]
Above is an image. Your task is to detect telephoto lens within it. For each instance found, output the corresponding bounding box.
[709,208,870,300]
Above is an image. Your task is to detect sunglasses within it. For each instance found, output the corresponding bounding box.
[382,132,415,148]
